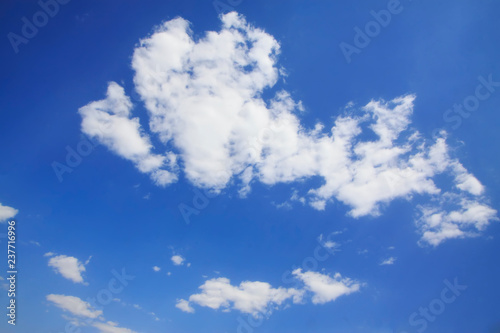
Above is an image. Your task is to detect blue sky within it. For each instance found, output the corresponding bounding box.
[1,0,500,332]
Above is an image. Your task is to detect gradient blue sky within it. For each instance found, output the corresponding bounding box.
[1,0,500,332]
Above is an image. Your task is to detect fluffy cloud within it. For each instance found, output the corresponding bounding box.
[417,197,497,246]
[46,294,102,319]
[47,254,89,284]
[177,270,361,315]
[79,82,177,186]
[292,269,360,304]
[0,203,18,223]
[178,277,303,315]
[79,12,497,246]
[153,266,161,272]
[171,255,185,266]
[176,299,195,313]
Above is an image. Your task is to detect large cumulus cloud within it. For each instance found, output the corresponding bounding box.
[79,12,497,246]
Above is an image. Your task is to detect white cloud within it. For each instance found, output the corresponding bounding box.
[93,321,137,333]
[178,270,361,315]
[171,255,185,266]
[324,241,337,249]
[181,277,303,315]
[176,299,195,313]
[46,294,102,319]
[292,269,360,304]
[80,12,497,246]
[452,162,484,195]
[317,233,340,255]
[79,82,177,186]
[61,314,83,327]
[380,257,397,265]
[417,197,498,246]
[47,295,137,333]
[153,266,161,272]
[47,254,88,284]
[0,203,18,223]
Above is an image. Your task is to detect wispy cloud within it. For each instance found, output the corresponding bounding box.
[46,294,102,319]
[92,321,137,333]
[47,295,137,333]
[380,257,397,266]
